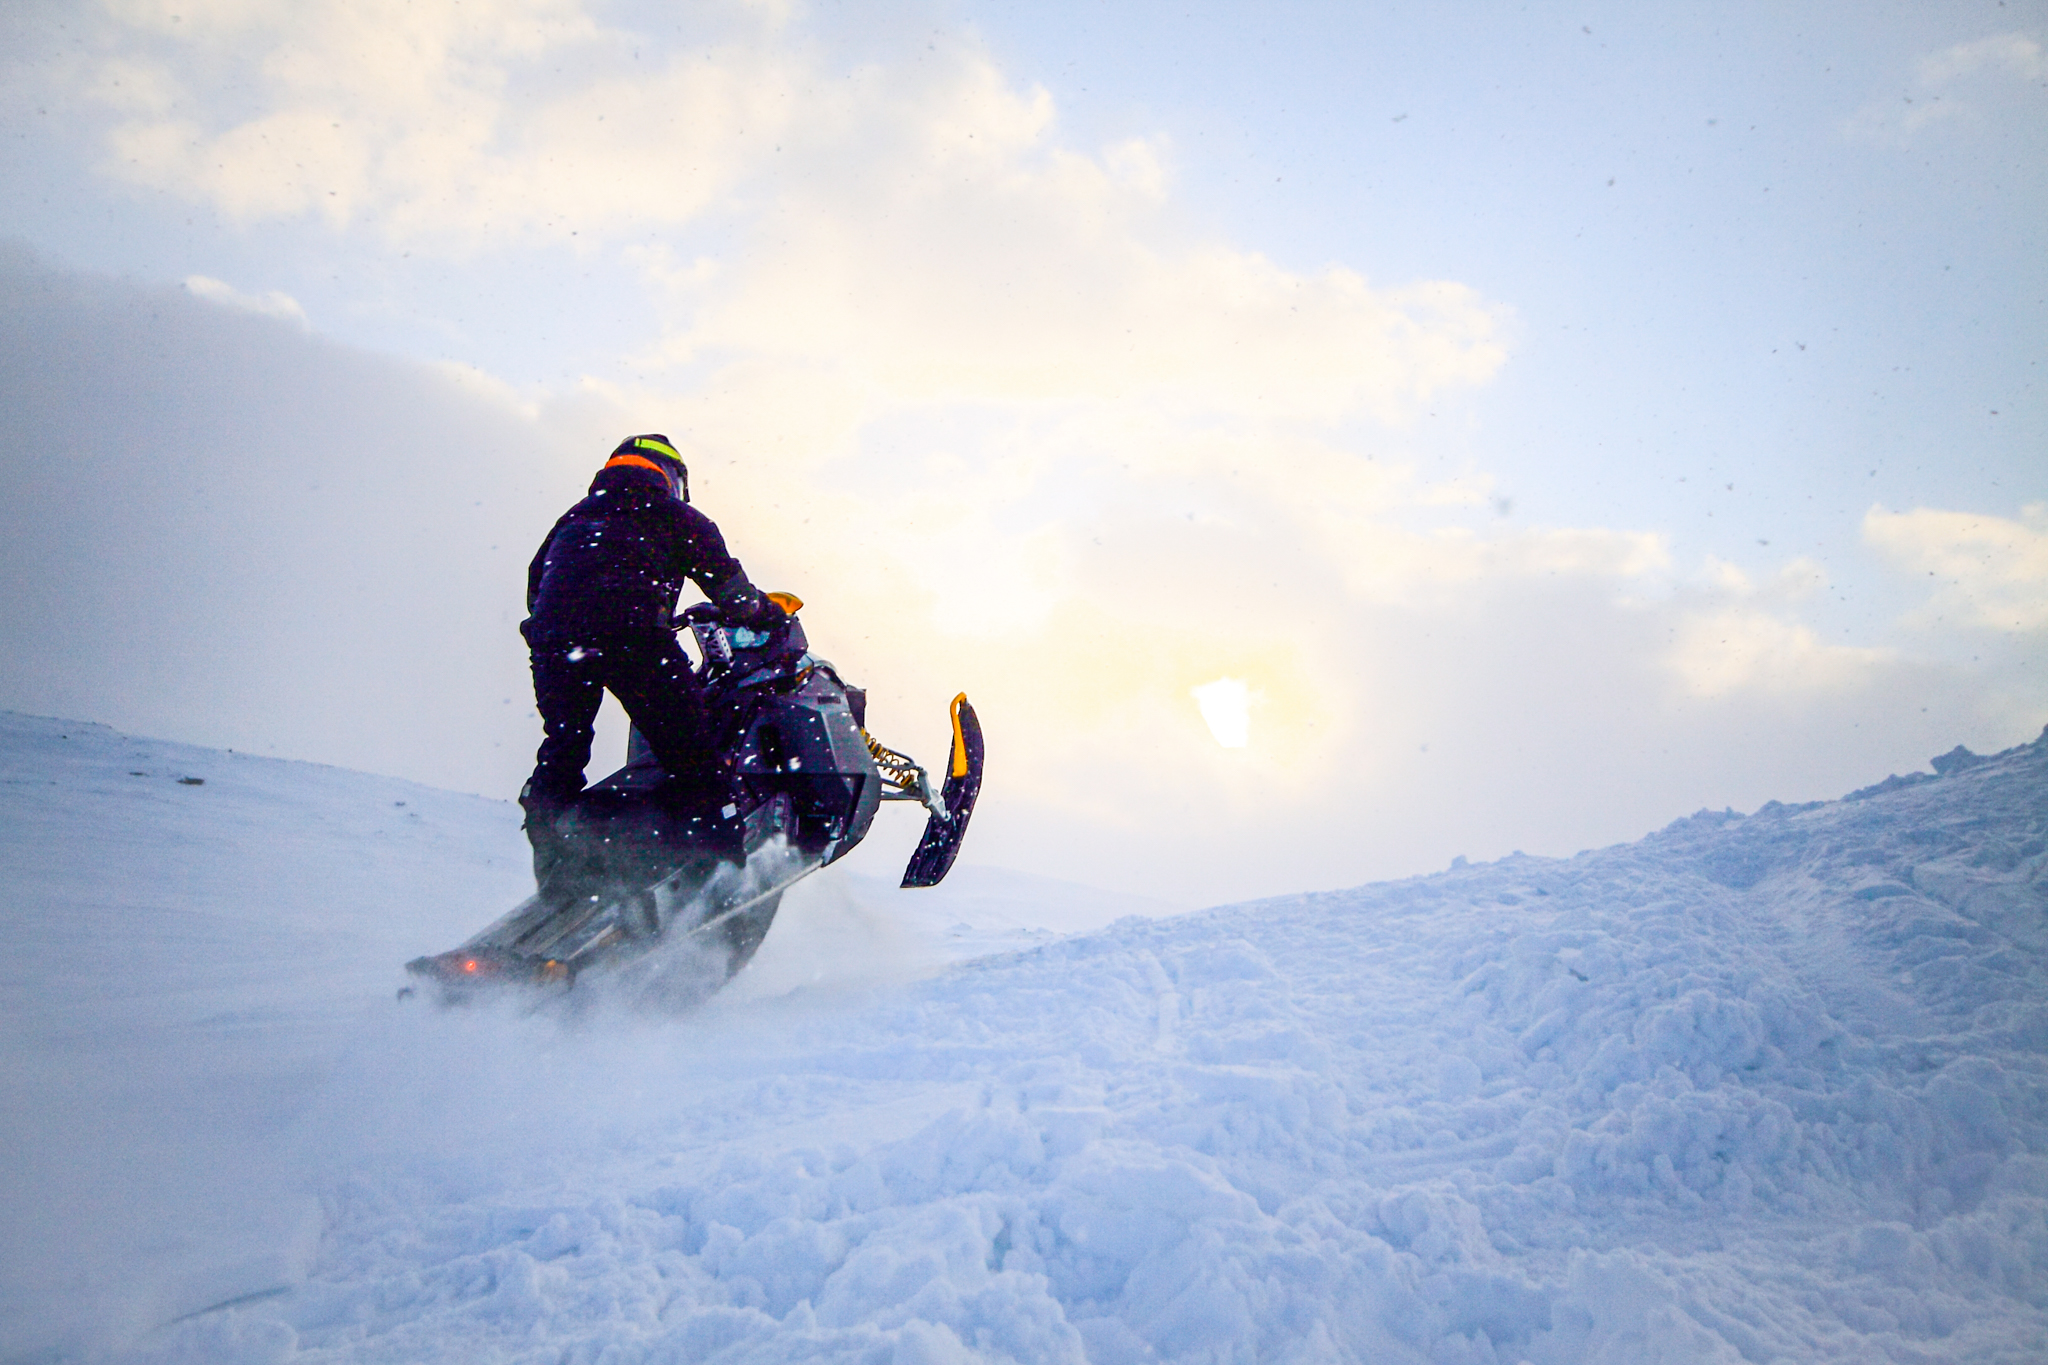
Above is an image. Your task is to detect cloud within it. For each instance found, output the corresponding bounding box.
[77,1,1507,427]
[183,274,309,328]
[90,0,786,249]
[3,244,2038,905]
[8,5,2044,901]
[1664,608,1891,699]
[0,242,594,791]
[1919,33,2048,85]
[1865,502,2048,633]
[1843,31,2048,142]
[632,39,1511,425]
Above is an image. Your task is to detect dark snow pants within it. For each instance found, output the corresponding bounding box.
[522,623,718,801]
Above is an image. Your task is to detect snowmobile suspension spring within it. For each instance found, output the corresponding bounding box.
[863,733,930,798]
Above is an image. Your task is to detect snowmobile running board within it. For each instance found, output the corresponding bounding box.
[404,846,809,993]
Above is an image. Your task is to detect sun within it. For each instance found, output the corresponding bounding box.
[1191,677,1251,749]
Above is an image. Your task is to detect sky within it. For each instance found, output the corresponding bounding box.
[0,0,2042,904]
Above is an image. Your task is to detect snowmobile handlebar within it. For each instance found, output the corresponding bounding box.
[680,596,808,680]
[676,592,802,631]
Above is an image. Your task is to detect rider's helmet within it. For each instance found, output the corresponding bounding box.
[604,433,689,502]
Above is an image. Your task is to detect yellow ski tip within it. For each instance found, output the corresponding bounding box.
[948,693,970,778]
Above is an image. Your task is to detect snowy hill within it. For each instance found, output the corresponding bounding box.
[3,713,2045,1363]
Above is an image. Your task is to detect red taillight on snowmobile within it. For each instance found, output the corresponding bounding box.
[404,945,569,992]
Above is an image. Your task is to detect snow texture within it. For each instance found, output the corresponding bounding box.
[2,711,2046,1363]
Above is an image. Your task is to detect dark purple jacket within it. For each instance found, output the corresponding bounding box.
[525,463,760,635]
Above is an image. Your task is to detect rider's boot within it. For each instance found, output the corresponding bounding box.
[519,781,579,886]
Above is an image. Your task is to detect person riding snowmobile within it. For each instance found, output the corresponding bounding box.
[520,434,771,871]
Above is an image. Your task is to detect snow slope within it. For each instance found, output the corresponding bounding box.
[3,712,2046,1363]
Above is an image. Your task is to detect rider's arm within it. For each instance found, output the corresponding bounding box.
[525,514,570,615]
[673,504,767,621]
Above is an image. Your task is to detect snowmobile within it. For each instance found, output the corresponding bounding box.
[404,596,982,1001]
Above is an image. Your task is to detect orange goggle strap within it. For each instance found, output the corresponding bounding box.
[603,453,668,477]
[603,451,688,500]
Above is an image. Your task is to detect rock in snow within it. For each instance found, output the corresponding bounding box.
[2,711,2045,1363]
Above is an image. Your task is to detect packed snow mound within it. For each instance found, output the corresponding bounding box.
[0,713,534,1361]
[3,714,2045,1363]
[0,712,1170,1362]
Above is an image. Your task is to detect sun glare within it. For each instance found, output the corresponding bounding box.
[1192,677,1251,748]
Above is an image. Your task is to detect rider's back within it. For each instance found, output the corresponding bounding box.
[528,465,747,634]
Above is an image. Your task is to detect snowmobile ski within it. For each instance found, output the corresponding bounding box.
[900,694,984,888]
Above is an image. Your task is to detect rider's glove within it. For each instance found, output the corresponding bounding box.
[721,585,773,624]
